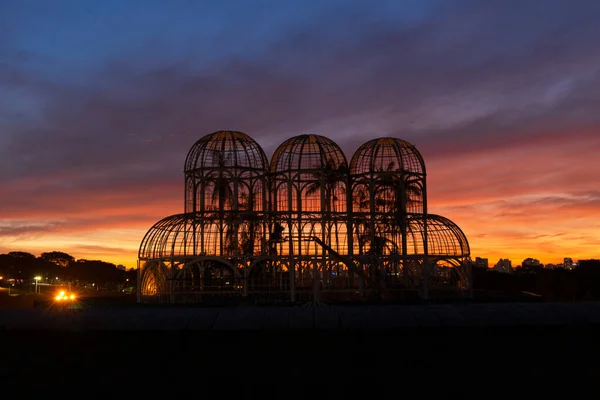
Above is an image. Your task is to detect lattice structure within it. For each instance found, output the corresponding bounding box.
[138,131,471,304]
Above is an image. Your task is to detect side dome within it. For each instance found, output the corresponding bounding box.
[407,214,470,257]
[139,213,191,260]
[350,137,425,176]
[184,130,268,173]
[270,134,347,172]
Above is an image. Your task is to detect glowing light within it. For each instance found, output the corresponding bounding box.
[54,291,76,302]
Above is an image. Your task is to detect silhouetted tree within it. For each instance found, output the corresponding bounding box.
[306,158,348,213]
[306,158,348,258]
[2,252,37,279]
[239,190,261,256]
[7,251,36,260]
[66,259,126,285]
[205,150,237,255]
[40,251,75,267]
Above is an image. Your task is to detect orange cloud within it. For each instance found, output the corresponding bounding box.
[426,134,600,265]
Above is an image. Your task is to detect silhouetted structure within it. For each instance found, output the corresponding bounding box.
[138,131,470,303]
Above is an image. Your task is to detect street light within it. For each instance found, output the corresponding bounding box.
[34,276,41,294]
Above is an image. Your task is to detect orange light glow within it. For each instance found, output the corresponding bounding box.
[54,291,76,302]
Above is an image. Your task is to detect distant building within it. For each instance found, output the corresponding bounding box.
[522,258,543,269]
[493,259,513,274]
[564,258,573,269]
[475,257,489,269]
[117,264,127,271]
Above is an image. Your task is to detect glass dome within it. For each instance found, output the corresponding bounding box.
[185,130,268,173]
[270,134,347,173]
[184,130,268,214]
[350,137,425,176]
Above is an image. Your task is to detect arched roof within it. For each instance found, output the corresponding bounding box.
[270,134,347,173]
[406,214,470,257]
[350,137,425,176]
[185,130,268,173]
[139,213,196,260]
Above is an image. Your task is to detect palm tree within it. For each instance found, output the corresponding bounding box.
[372,162,422,213]
[305,158,348,249]
[351,161,422,284]
[305,158,348,213]
[371,161,423,282]
[207,150,235,213]
[305,158,348,292]
[238,189,261,256]
[205,150,236,256]
[223,215,239,256]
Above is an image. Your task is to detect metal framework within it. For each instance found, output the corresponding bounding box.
[138,131,471,304]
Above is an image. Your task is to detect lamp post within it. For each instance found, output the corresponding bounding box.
[34,276,41,294]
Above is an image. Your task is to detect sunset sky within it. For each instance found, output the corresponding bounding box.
[1,0,599,269]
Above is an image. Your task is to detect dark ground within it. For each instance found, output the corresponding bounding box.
[2,289,600,392]
[2,319,600,392]
[2,328,600,394]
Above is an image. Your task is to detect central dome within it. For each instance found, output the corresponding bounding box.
[270,134,347,173]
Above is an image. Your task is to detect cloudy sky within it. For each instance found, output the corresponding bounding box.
[1,0,599,268]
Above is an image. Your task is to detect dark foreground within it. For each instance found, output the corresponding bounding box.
[2,303,600,391]
[3,301,600,329]
[2,328,600,392]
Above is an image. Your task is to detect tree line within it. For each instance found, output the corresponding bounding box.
[473,259,600,301]
[0,251,136,286]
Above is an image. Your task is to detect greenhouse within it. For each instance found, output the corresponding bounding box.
[138,131,470,304]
